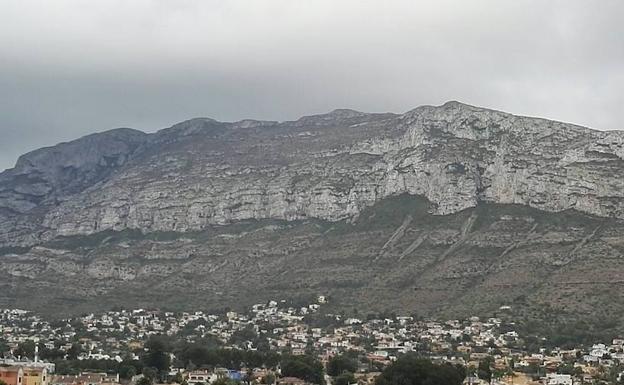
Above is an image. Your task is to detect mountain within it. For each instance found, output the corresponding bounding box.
[1,101,624,326]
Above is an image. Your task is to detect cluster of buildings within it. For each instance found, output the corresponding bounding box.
[1,299,624,385]
[0,366,119,385]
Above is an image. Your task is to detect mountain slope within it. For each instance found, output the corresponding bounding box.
[1,101,624,322]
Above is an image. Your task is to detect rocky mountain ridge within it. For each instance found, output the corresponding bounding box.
[1,101,624,321]
[2,101,624,248]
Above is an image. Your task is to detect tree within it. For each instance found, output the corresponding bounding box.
[143,336,171,379]
[119,365,137,380]
[172,372,184,384]
[142,367,158,381]
[212,379,237,385]
[281,355,325,385]
[230,326,258,348]
[136,377,153,385]
[262,373,276,385]
[477,357,492,383]
[557,363,582,376]
[14,340,36,359]
[0,339,9,355]
[375,354,465,385]
[327,355,357,377]
[334,372,355,385]
[67,343,83,360]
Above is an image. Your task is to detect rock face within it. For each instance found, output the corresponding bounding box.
[3,101,624,246]
[0,128,148,246]
[2,101,624,320]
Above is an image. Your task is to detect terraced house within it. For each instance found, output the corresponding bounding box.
[0,367,24,385]
[23,368,47,385]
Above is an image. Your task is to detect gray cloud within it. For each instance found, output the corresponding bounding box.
[1,0,623,170]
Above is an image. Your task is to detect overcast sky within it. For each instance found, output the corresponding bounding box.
[1,0,623,171]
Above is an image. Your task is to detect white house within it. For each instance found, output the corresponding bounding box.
[546,373,573,385]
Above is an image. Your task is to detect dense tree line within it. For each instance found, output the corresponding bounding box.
[176,345,281,369]
[55,358,143,378]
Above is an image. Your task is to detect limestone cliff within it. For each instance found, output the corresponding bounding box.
[3,101,624,246]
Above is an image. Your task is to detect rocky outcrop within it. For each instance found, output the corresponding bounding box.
[0,128,147,213]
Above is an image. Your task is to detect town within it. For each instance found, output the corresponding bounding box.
[1,297,622,385]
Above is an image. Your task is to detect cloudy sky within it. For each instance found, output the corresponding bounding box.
[1,0,623,171]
